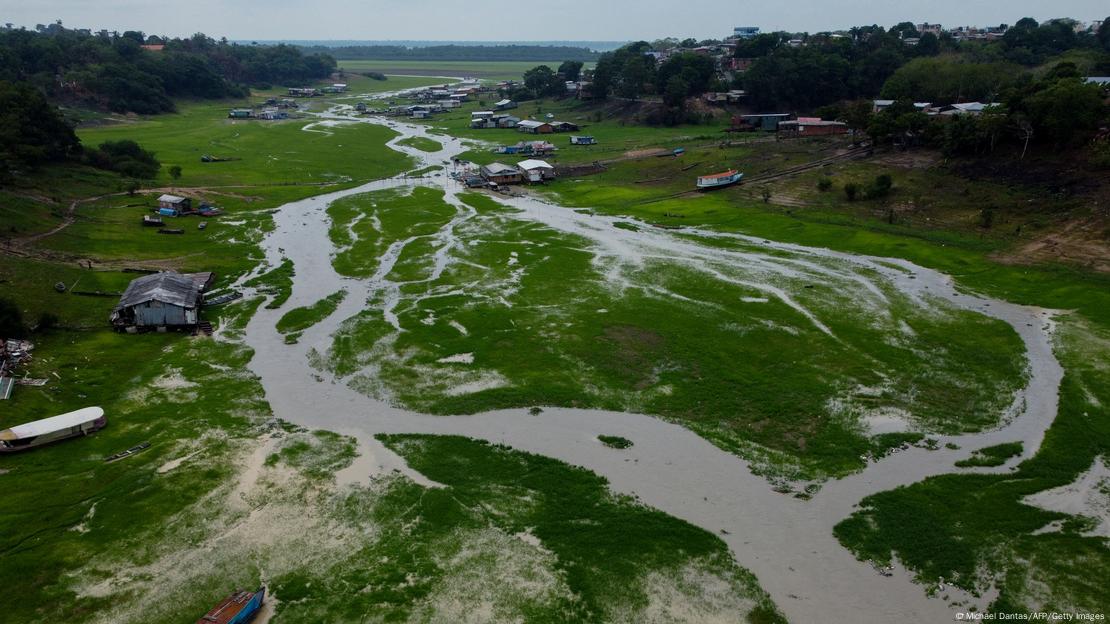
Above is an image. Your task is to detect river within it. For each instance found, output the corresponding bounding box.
[235,101,1063,623]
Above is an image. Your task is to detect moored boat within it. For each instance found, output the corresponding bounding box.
[197,586,265,624]
[696,169,743,190]
[0,407,106,452]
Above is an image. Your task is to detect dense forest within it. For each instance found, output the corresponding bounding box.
[0,22,336,115]
[582,17,1110,146]
[298,44,599,62]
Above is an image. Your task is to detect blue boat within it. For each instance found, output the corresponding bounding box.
[196,586,265,624]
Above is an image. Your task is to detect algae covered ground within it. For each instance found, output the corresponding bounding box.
[315,185,1027,479]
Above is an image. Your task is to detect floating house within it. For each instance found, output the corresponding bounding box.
[494,99,518,110]
[517,159,556,183]
[110,271,214,331]
[157,194,191,215]
[228,108,253,119]
[570,135,596,145]
[480,162,523,185]
[0,407,106,453]
[549,121,580,132]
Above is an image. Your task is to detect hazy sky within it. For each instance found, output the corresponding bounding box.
[2,0,1107,41]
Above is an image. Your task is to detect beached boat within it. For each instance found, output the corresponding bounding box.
[0,407,106,452]
[696,169,743,190]
[197,587,265,624]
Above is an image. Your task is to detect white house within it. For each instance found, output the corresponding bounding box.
[517,159,555,183]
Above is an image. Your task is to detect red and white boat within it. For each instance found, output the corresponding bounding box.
[696,169,744,190]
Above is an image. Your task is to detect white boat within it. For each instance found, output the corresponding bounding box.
[696,169,744,190]
[0,407,106,452]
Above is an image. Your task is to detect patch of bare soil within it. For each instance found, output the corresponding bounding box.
[872,150,942,169]
[994,216,1110,273]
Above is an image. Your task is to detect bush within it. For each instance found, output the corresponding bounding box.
[85,140,160,179]
[866,174,893,199]
[844,182,861,201]
[0,297,25,337]
[817,177,834,192]
[35,312,59,333]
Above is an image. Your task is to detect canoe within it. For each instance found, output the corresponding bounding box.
[196,586,265,624]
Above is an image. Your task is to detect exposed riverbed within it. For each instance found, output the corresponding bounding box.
[235,103,1063,623]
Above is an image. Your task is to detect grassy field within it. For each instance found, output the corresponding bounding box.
[338,60,574,81]
[318,188,1027,479]
[77,102,413,189]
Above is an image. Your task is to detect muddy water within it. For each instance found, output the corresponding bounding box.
[237,105,1063,623]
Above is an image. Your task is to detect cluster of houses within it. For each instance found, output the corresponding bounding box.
[470,110,582,134]
[228,97,302,121]
[872,99,1001,116]
[470,159,557,187]
[287,83,347,98]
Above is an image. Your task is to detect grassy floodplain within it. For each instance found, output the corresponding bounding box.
[339,59,576,81]
[318,187,1027,479]
[0,86,789,623]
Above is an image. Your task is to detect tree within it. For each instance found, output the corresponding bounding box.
[86,139,160,178]
[663,75,689,109]
[557,60,583,82]
[916,32,940,56]
[1025,79,1106,145]
[0,80,80,170]
[522,65,560,98]
[844,182,861,201]
[0,297,25,337]
[168,165,182,180]
[1099,18,1110,51]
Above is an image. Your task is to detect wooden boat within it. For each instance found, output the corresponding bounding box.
[197,586,265,624]
[696,169,743,190]
[158,228,185,235]
[104,441,151,462]
[0,407,106,452]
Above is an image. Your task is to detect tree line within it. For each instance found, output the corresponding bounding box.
[0,23,337,115]
[299,44,600,62]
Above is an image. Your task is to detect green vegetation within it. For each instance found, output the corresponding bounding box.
[320,188,1026,479]
[310,44,598,62]
[245,258,296,309]
[396,135,443,152]
[835,315,1110,614]
[955,442,1024,468]
[598,435,634,449]
[265,429,358,479]
[338,59,569,80]
[275,289,347,334]
[1,25,335,114]
[77,102,413,187]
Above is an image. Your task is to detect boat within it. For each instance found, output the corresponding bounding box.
[198,222,208,230]
[104,441,151,462]
[196,586,265,624]
[0,407,106,453]
[696,169,743,190]
[143,215,164,227]
[158,228,185,235]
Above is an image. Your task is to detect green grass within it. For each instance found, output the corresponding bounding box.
[396,136,443,152]
[244,257,295,309]
[319,189,1027,479]
[338,60,575,81]
[954,442,1024,468]
[275,289,347,334]
[77,101,413,188]
[598,435,633,449]
[834,315,1110,614]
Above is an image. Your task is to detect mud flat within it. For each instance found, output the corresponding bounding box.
[236,108,1064,623]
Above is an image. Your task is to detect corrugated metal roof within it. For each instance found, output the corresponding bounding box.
[0,407,104,441]
[517,159,554,170]
[482,163,520,175]
[114,272,201,311]
[158,194,187,204]
[517,120,549,128]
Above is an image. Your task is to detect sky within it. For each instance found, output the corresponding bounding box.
[1,0,1106,42]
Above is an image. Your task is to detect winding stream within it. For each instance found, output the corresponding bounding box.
[235,102,1063,623]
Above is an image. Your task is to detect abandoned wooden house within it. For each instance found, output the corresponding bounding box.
[777,119,849,138]
[110,272,215,331]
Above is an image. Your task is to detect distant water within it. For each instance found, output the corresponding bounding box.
[240,40,628,52]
